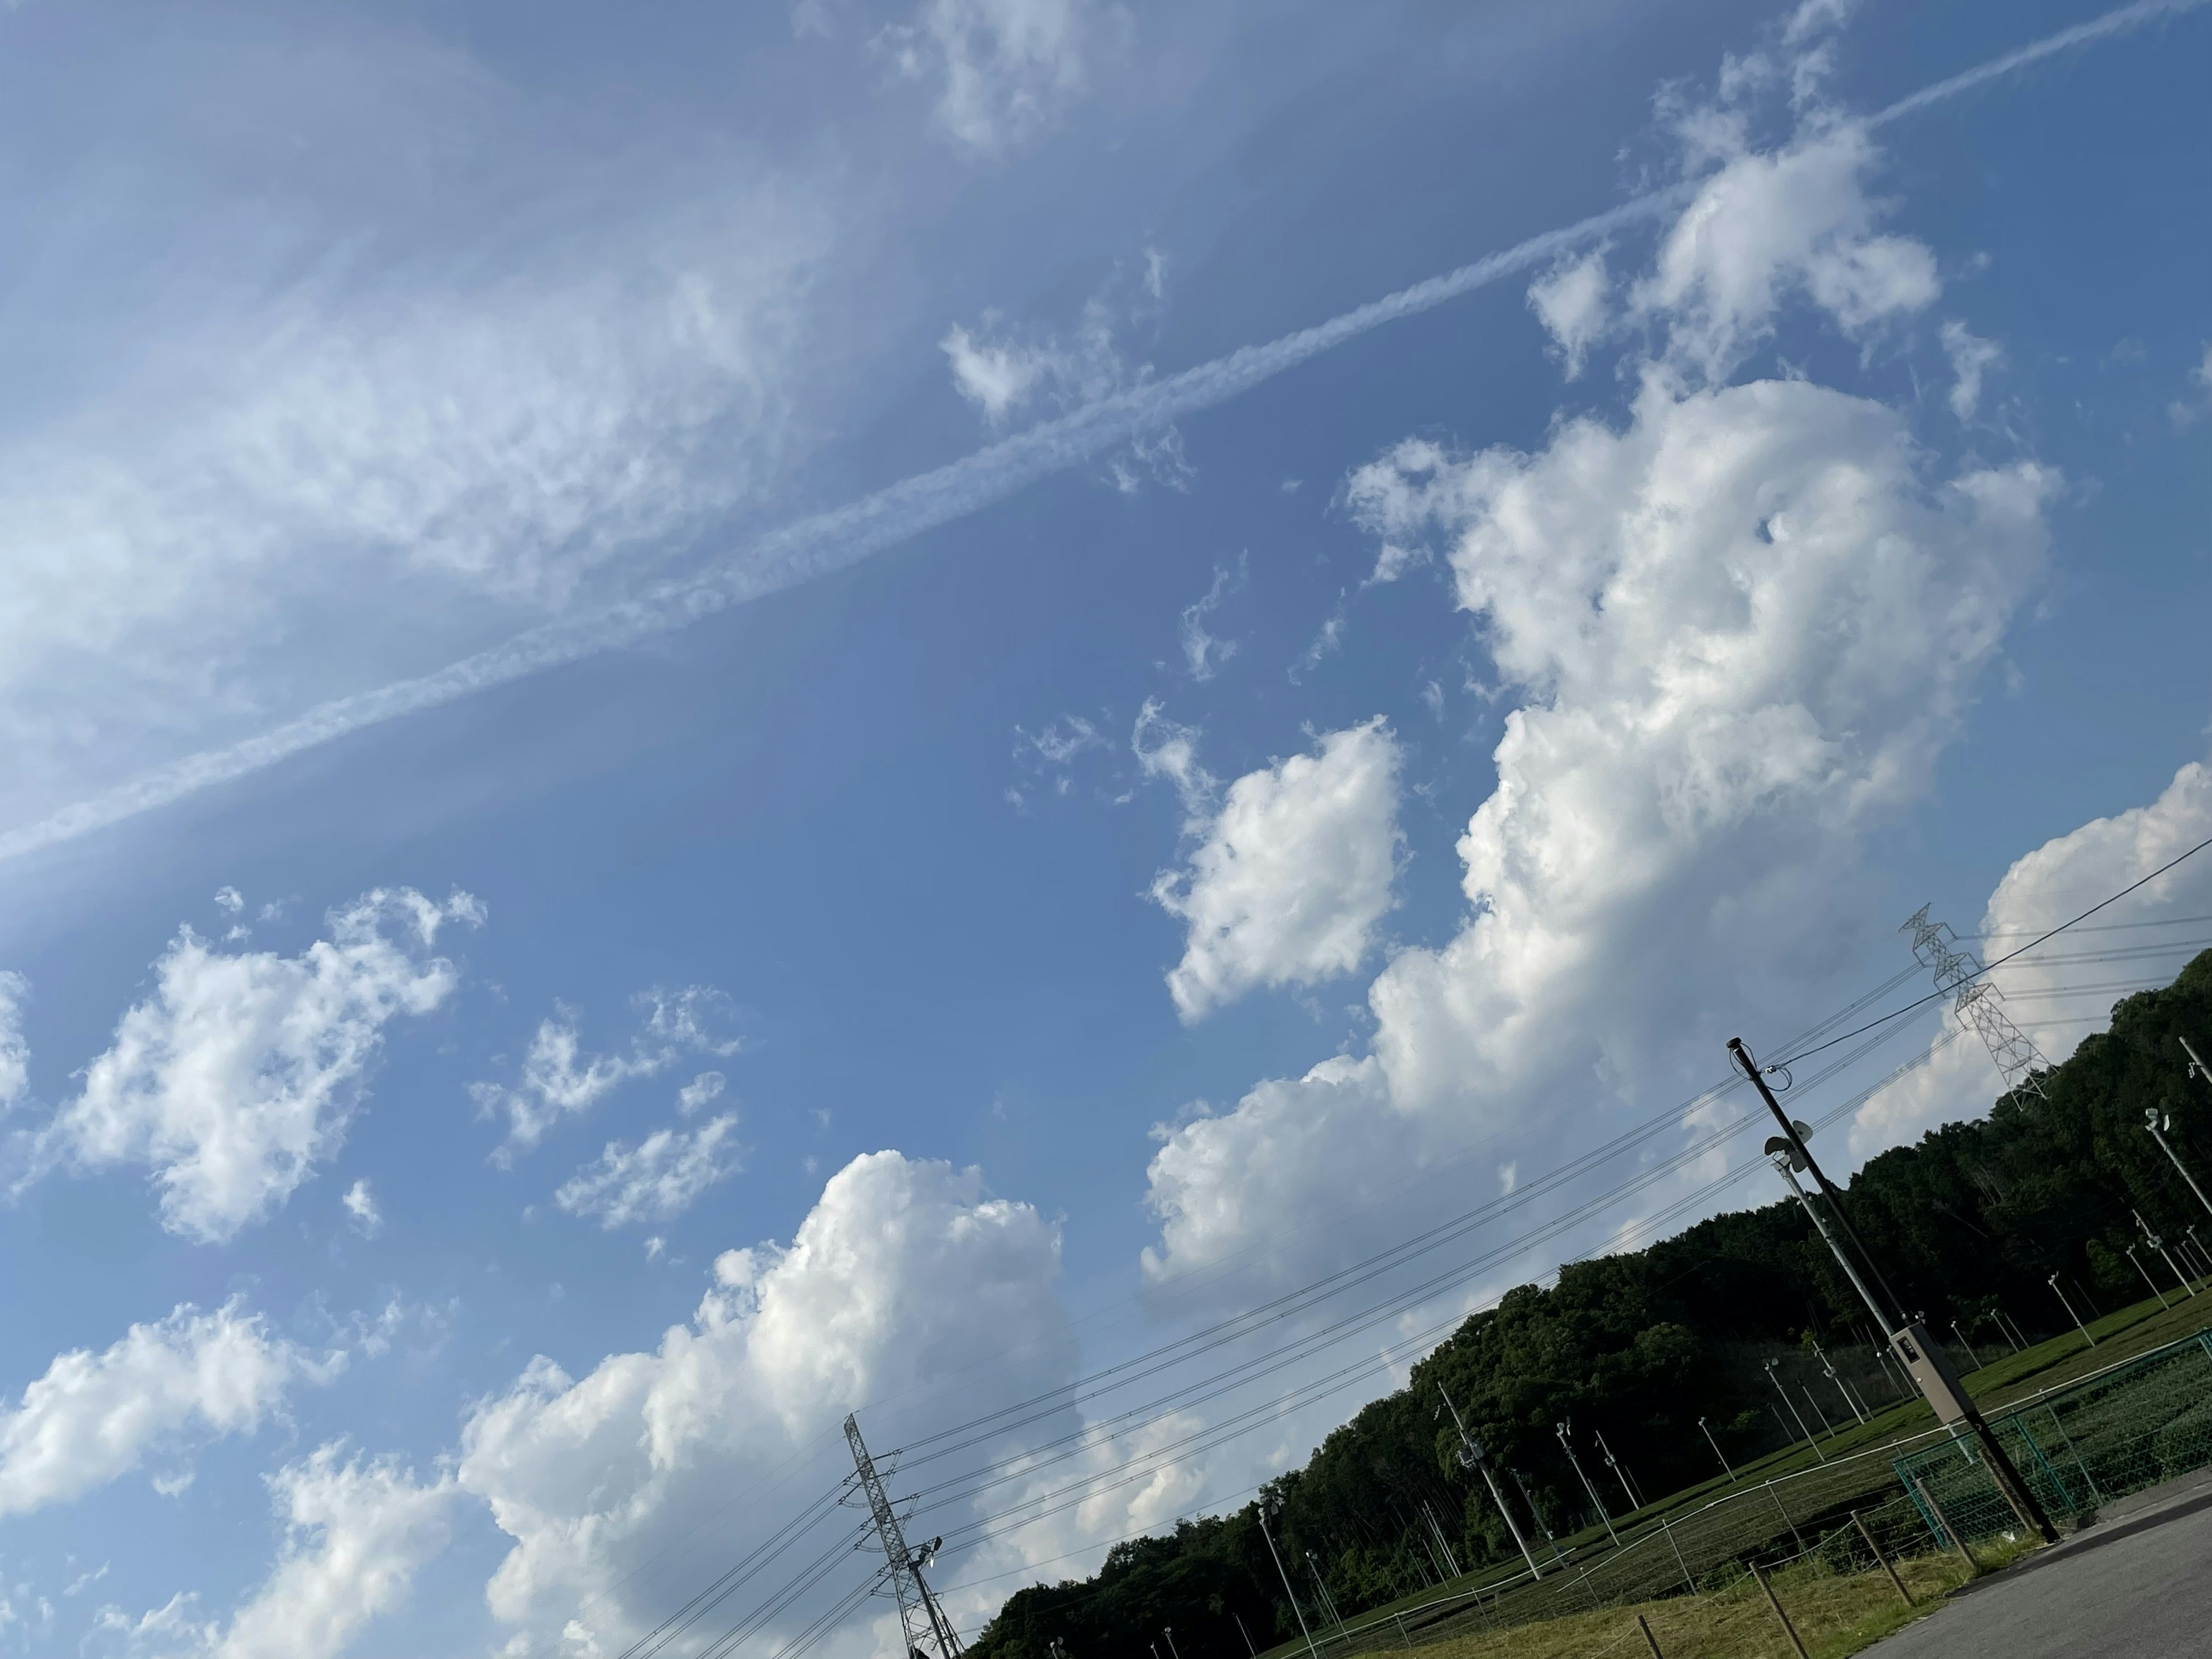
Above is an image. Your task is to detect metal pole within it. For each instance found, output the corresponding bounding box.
[2126,1244,2171,1310]
[1257,1507,1321,1659]
[2149,1093,2212,1225]
[1763,1359,1824,1462]
[1852,1510,1912,1607]
[1439,1384,1542,1579]
[1732,1039,2057,1545]
[2049,1274,2095,1346]
[1636,1613,1666,1658]
[1798,1381,1835,1439]
[1751,1563,1810,1659]
[1233,1616,1257,1659]
[1912,1475,1978,1575]
[1164,1628,1184,1659]
[1950,1322,1984,1371]
[1814,1342,1868,1423]
[1698,1415,1735,1480]
[1593,1429,1645,1510]
[1555,1421,1619,1546]
[2136,1210,2197,1297]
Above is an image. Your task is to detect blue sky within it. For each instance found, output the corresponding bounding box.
[0,1,2210,1655]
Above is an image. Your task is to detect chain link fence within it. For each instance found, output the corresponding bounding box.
[1305,1325,2212,1656]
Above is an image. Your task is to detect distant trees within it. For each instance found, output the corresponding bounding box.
[967,953,2212,1659]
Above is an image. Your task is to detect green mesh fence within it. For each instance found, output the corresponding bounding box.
[1891,1327,2212,1549]
[1305,1327,2212,1656]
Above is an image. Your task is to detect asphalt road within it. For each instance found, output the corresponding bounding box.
[1869,1469,2212,1659]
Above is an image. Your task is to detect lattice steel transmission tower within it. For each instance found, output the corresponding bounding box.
[845,1413,964,1659]
[1900,905,2048,1101]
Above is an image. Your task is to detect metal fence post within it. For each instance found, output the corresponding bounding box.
[1912,1475,1978,1576]
[1635,1612,1665,1658]
[1852,1510,1912,1607]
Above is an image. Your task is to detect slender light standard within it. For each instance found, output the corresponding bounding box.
[1729,1037,2058,1544]
[1949,1321,1985,1371]
[1762,1358,1824,1463]
[1164,1628,1184,1659]
[2050,1272,2095,1347]
[1813,1340,1869,1422]
[2125,1244,2171,1309]
[1593,1429,1645,1510]
[1438,1384,1543,1580]
[1555,1420,1619,1546]
[1304,1554,1347,1641]
[1698,1416,1735,1482]
[1257,1502,1320,1659]
[2147,1101,2212,1228]
[2135,1210,2196,1297]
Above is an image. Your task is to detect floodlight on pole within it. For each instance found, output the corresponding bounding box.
[2135,1209,2197,1297]
[1813,1340,1868,1422]
[1164,1628,1183,1659]
[1729,1037,2058,1543]
[1437,1383,1543,1580]
[2145,1101,2212,1228]
[2049,1272,2094,1347]
[1257,1502,1320,1659]
[1554,1419,1619,1546]
[1593,1428,1645,1510]
[1762,1358,1824,1463]
[2125,1244,2170,1309]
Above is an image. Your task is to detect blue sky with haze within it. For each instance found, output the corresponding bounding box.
[0,2,2209,1656]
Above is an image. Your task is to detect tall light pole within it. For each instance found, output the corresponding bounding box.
[1730,1038,2058,1544]
[1949,1321,1984,1372]
[1438,1384,1542,1580]
[1593,1429,1645,1510]
[1555,1420,1619,1546]
[1698,1415,1734,1482]
[1257,1502,1320,1659]
[2135,1210,2197,1297]
[1164,1628,1184,1659]
[2049,1272,2095,1347]
[2145,1101,2212,1228]
[1813,1340,1868,1422]
[2125,1244,2170,1310]
[1762,1358,1824,1462]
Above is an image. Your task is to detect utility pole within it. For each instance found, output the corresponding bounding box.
[1554,1420,1619,1546]
[1257,1502,1320,1659]
[845,1414,964,1659]
[1762,1358,1824,1462]
[1698,1415,1735,1481]
[1593,1429,1645,1510]
[2135,1210,2196,1297]
[2125,1244,2171,1310]
[1729,1038,2059,1544]
[1438,1384,1542,1580]
[2049,1274,2094,1347]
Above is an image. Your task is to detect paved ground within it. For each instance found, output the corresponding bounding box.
[1869,1468,2212,1658]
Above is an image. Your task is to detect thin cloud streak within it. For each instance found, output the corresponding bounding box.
[0,0,2195,868]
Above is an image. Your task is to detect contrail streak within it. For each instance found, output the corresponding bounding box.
[1,0,2199,866]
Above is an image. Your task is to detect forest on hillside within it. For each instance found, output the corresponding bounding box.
[965,950,2212,1659]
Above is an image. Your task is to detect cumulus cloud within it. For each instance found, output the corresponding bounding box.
[878,0,1118,152]
[1528,250,1611,378]
[31,889,480,1243]
[214,1445,456,1659]
[1853,757,2212,1152]
[555,1115,744,1228]
[459,1150,1073,1652]
[1143,86,2051,1287]
[1942,320,2002,422]
[469,986,739,1161]
[0,971,25,1112]
[1632,121,1938,381]
[1150,720,1403,1021]
[0,1300,336,1517]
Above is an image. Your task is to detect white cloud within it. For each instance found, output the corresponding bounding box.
[1632,122,1938,381]
[0,1300,336,1517]
[1131,700,1215,820]
[941,300,1122,423]
[1151,719,1403,1022]
[1147,369,2051,1286]
[1177,565,1241,682]
[676,1071,727,1115]
[878,0,1116,152]
[1942,320,2002,421]
[470,986,739,1161]
[1528,250,1611,378]
[0,971,26,1112]
[341,1179,382,1239]
[215,1446,455,1659]
[1853,757,2212,1153]
[32,889,479,1243]
[555,1115,744,1229]
[459,1150,1073,1652]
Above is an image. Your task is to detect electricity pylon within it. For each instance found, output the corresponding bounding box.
[846,1414,964,1659]
[1901,906,2048,1101]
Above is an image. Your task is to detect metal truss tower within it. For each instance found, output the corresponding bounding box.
[846,1414,964,1659]
[1900,905,2048,1102]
